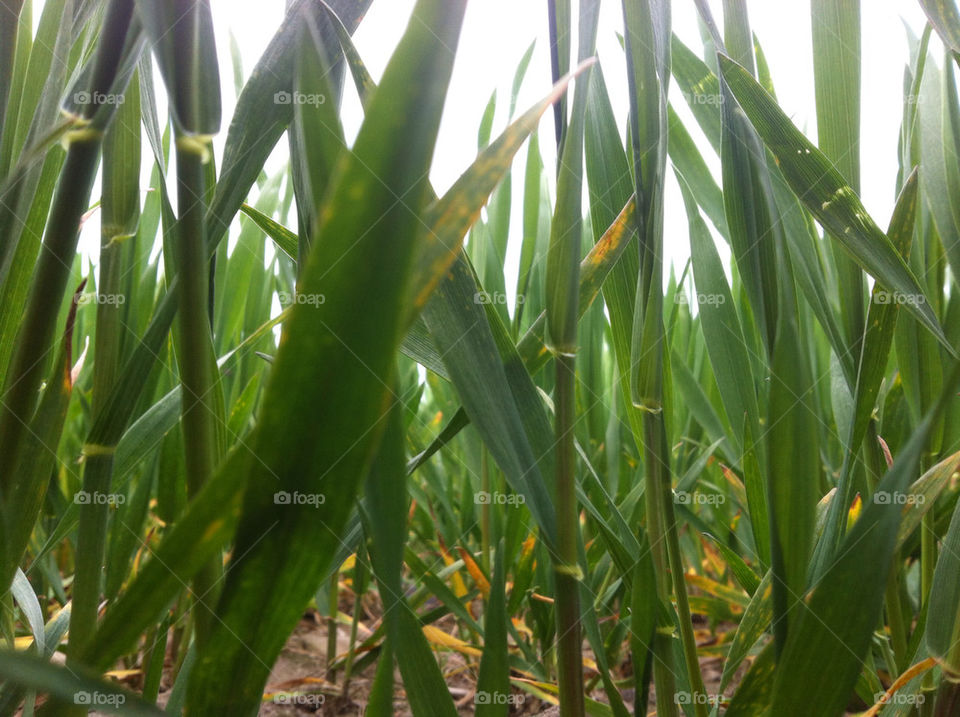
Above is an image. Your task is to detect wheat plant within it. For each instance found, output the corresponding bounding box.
[1,0,960,716]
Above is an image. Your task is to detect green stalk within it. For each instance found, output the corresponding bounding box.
[326,570,339,681]
[342,555,368,695]
[0,0,23,138]
[480,449,491,574]
[921,453,937,716]
[865,429,908,671]
[0,0,135,498]
[173,134,222,644]
[0,140,99,491]
[554,353,585,716]
[67,65,142,666]
[543,4,598,714]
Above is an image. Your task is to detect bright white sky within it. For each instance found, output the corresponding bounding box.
[59,0,935,293]
[213,0,933,290]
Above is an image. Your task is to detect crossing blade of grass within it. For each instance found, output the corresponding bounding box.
[714,2,780,352]
[66,68,144,676]
[0,0,22,138]
[813,169,919,575]
[205,0,371,247]
[812,0,865,357]
[927,459,960,679]
[423,253,557,543]
[547,0,571,147]
[583,57,677,710]
[0,0,141,503]
[717,54,952,356]
[766,301,820,653]
[0,281,79,588]
[0,651,163,717]
[677,173,758,457]
[667,104,728,240]
[134,0,220,135]
[543,7,598,710]
[183,2,466,712]
[238,204,298,261]
[362,397,458,716]
[414,62,591,315]
[678,174,768,568]
[623,1,711,713]
[767,362,960,715]
[919,0,960,53]
[624,0,669,412]
[0,0,75,301]
[475,540,509,717]
[137,0,226,652]
[719,570,772,691]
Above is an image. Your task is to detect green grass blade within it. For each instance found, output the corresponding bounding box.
[717,53,953,356]
[183,2,467,711]
[133,0,220,135]
[919,0,960,53]
[812,0,865,355]
[767,362,960,714]
[0,651,163,716]
[363,398,458,716]
[814,169,920,573]
[205,0,372,246]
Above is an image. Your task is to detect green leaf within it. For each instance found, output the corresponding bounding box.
[0,650,163,716]
[812,0,865,355]
[717,53,953,356]
[919,0,960,53]
[183,2,467,712]
[363,398,458,716]
[133,0,220,135]
[768,362,960,715]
